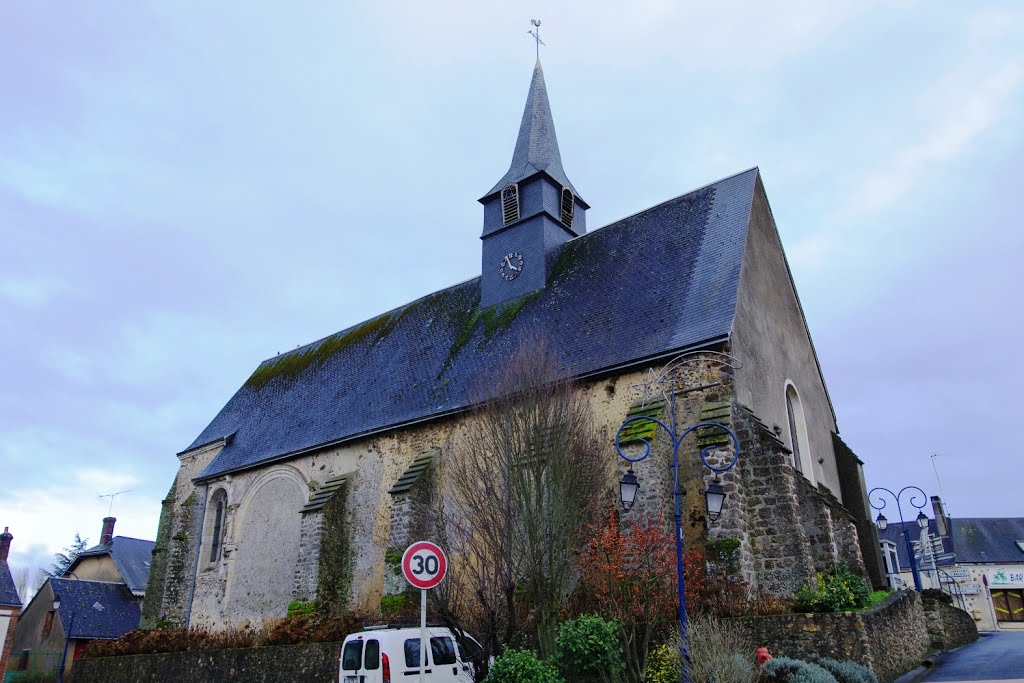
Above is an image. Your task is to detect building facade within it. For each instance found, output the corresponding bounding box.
[144,60,881,630]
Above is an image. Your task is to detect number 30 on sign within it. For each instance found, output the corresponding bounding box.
[401,541,448,590]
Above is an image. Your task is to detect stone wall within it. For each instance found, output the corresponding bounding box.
[922,597,978,650]
[68,642,341,683]
[736,591,930,682]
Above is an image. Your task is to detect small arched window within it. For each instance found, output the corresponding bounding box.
[501,184,520,225]
[560,187,574,229]
[208,489,228,563]
[785,383,813,481]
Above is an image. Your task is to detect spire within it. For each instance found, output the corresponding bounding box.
[483,60,580,200]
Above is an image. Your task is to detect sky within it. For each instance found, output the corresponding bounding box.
[1,1,1022,579]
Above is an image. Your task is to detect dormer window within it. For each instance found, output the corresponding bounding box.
[501,184,520,225]
[560,187,574,228]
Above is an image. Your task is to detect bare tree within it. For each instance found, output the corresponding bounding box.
[13,565,43,605]
[441,332,609,659]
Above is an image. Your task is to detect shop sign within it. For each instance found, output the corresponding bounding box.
[987,569,1024,588]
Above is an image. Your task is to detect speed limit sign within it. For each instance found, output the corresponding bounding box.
[401,541,447,590]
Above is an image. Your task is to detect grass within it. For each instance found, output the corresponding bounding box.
[864,590,892,608]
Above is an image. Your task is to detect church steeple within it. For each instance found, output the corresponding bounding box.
[482,60,581,203]
[478,60,588,309]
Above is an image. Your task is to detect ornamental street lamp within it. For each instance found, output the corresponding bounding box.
[869,486,929,591]
[614,394,740,683]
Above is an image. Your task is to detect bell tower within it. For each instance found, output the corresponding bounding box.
[479,60,588,309]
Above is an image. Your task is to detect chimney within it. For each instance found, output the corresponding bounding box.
[931,496,949,537]
[100,517,116,546]
[0,527,11,561]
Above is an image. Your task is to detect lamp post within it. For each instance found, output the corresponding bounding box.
[614,396,739,683]
[869,486,929,591]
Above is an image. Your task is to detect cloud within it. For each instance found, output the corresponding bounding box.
[0,274,71,308]
[845,61,1021,218]
[0,467,161,559]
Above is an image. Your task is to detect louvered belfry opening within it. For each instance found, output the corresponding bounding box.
[501,183,520,225]
[560,187,574,229]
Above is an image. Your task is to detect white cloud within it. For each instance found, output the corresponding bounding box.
[1,468,161,560]
[0,274,71,308]
[846,62,1021,217]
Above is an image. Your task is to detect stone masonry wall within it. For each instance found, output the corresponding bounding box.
[922,598,978,651]
[737,591,930,682]
[68,642,342,683]
[292,510,323,603]
[733,407,815,595]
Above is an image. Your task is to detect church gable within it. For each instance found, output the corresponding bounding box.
[730,173,840,497]
[186,169,759,481]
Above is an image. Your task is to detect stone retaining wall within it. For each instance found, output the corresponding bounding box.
[922,598,978,651]
[736,591,931,682]
[67,642,342,683]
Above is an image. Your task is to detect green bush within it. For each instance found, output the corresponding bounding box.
[557,615,624,682]
[644,643,678,683]
[761,657,839,683]
[809,656,879,683]
[485,648,565,683]
[791,563,871,613]
[286,600,315,618]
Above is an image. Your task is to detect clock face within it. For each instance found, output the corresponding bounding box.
[499,252,524,281]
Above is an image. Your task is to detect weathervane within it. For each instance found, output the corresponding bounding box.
[527,19,545,60]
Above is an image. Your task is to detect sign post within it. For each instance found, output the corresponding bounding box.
[402,541,448,683]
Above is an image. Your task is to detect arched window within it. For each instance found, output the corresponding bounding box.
[501,184,520,225]
[208,489,228,563]
[560,187,574,228]
[785,383,813,482]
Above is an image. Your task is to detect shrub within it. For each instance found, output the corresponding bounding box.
[557,615,624,682]
[761,657,839,683]
[864,590,891,608]
[644,643,678,683]
[653,617,756,683]
[809,656,879,683]
[83,611,367,657]
[484,648,565,683]
[287,600,315,618]
[791,563,871,613]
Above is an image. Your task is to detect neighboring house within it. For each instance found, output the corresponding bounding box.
[0,527,23,681]
[145,58,884,630]
[878,497,1024,631]
[9,518,154,678]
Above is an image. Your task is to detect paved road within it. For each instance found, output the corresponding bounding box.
[923,631,1024,682]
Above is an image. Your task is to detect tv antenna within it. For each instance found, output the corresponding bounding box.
[527,19,545,60]
[99,490,132,516]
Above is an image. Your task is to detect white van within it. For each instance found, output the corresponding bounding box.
[339,626,481,683]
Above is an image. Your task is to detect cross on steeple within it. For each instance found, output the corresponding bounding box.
[528,19,545,61]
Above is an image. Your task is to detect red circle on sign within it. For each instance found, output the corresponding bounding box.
[402,541,448,590]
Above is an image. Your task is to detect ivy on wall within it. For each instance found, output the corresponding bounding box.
[141,485,177,628]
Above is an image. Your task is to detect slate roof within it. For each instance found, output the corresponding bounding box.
[49,578,141,640]
[74,536,155,595]
[878,518,1024,568]
[188,167,759,480]
[0,559,20,607]
[950,518,1024,564]
[482,60,582,203]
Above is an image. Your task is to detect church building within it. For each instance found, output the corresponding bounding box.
[143,60,883,629]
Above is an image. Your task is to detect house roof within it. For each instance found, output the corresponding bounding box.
[188,167,759,481]
[74,536,155,595]
[482,60,581,203]
[878,517,1024,568]
[49,578,141,640]
[0,559,20,607]
[950,518,1024,564]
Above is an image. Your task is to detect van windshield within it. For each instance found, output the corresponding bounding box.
[342,640,363,671]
